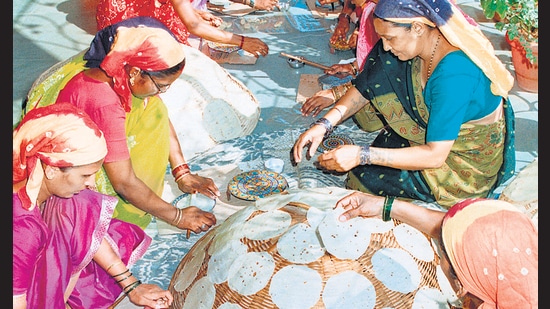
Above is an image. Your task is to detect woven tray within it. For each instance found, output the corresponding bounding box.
[168,192,451,308]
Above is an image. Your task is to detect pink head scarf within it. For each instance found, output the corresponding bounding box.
[13,103,108,211]
[441,198,538,308]
[100,26,185,112]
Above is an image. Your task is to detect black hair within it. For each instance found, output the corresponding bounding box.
[144,59,186,79]
[373,12,413,29]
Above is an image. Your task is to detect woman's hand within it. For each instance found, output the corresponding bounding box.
[292,124,327,163]
[127,283,174,309]
[301,89,335,117]
[329,15,351,47]
[176,173,220,200]
[334,191,385,222]
[324,63,353,76]
[317,144,361,172]
[195,9,222,27]
[178,206,217,233]
[254,0,279,10]
[241,37,269,57]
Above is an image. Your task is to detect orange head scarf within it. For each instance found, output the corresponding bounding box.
[100,25,185,112]
[441,198,538,308]
[13,103,108,210]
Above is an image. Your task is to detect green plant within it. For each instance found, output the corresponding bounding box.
[480,0,538,64]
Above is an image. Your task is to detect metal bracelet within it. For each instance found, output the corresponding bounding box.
[310,117,334,138]
[359,144,371,165]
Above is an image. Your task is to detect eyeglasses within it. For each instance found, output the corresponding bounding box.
[142,71,170,93]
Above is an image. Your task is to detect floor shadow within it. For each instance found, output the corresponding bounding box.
[57,0,99,35]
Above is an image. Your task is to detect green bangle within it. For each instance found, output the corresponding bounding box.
[382,196,395,222]
[123,280,142,295]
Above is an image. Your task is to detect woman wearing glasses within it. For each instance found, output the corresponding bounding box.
[21,16,218,234]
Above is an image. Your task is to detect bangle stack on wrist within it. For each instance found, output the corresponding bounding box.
[172,163,190,182]
[309,117,334,138]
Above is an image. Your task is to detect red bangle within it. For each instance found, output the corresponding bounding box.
[239,36,245,49]
[172,163,190,178]
[174,171,191,183]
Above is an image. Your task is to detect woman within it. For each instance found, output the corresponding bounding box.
[292,0,516,207]
[96,0,270,57]
[335,193,538,308]
[13,103,173,309]
[22,17,218,232]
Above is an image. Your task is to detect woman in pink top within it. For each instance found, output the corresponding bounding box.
[23,17,218,233]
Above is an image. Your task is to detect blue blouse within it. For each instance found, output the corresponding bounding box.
[424,50,502,142]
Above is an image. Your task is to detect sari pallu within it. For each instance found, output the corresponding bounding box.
[25,189,151,308]
[348,41,515,208]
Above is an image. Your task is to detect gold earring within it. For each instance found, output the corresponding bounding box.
[130,76,135,86]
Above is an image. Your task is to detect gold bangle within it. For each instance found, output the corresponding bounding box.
[106,261,122,272]
[172,208,183,227]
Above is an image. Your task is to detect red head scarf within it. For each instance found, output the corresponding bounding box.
[441,198,538,308]
[13,103,108,210]
[100,26,185,112]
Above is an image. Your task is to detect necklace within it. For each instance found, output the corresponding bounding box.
[426,34,441,80]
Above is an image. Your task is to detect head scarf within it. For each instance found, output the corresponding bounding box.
[13,103,108,211]
[373,0,514,98]
[84,16,185,112]
[441,198,538,308]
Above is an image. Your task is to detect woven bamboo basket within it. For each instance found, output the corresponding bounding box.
[168,190,452,309]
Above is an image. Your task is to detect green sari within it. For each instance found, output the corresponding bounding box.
[22,52,170,229]
[348,42,515,208]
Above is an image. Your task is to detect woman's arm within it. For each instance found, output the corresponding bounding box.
[103,160,216,232]
[335,191,445,238]
[93,239,173,308]
[312,85,454,172]
[168,120,220,199]
[170,0,268,56]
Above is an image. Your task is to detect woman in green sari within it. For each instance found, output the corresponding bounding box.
[292,0,515,208]
[21,16,218,233]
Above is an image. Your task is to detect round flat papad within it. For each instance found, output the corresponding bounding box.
[269,265,323,309]
[322,270,376,309]
[227,251,275,295]
[228,170,288,201]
